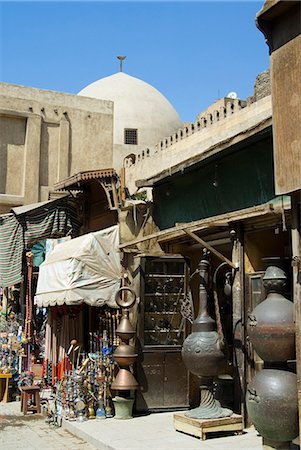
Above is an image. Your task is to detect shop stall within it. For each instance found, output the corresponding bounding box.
[34,225,125,420]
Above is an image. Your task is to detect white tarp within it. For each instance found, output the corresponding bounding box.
[34,225,121,308]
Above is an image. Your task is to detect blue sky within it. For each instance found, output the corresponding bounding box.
[0,1,269,122]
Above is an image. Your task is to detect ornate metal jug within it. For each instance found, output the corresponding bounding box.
[182,251,232,419]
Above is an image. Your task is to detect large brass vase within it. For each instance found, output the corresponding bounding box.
[246,369,298,442]
[247,266,295,362]
[246,263,298,444]
[182,253,232,419]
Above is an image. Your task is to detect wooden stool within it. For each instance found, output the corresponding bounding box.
[20,385,41,415]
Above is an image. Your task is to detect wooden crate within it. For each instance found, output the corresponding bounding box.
[173,412,243,441]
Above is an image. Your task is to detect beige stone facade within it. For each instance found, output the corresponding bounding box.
[0,83,113,214]
[0,71,272,216]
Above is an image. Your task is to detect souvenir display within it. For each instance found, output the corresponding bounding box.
[51,334,116,421]
[0,312,22,374]
[143,263,187,347]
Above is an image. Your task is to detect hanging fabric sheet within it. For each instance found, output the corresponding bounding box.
[43,306,84,381]
[35,225,122,308]
[0,214,23,287]
[0,196,81,288]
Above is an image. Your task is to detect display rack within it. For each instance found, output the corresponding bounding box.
[136,255,190,411]
[140,257,187,347]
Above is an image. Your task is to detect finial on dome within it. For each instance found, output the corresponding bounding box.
[117,56,126,72]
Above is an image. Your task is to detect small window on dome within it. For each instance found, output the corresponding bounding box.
[124,128,138,145]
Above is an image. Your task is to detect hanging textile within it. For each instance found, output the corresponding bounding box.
[0,196,81,288]
[0,214,23,287]
[24,252,33,341]
[31,240,46,267]
[35,225,122,308]
[43,306,84,381]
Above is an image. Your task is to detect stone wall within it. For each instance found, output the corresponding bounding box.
[124,95,272,195]
[0,83,113,213]
[248,70,271,103]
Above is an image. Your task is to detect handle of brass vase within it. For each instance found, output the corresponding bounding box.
[247,387,260,403]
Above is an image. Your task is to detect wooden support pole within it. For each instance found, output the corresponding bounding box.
[231,225,245,421]
[291,191,301,435]
[120,167,126,203]
[112,178,119,209]
[184,229,236,269]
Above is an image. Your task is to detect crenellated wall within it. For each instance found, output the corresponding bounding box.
[124,96,272,195]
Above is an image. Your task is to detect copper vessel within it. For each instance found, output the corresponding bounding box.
[111,368,139,390]
[182,252,232,419]
[113,342,138,367]
[111,287,139,392]
[247,265,295,362]
[246,261,298,443]
[115,309,136,341]
[246,369,298,442]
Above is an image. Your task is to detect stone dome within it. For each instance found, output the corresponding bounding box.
[78,72,182,150]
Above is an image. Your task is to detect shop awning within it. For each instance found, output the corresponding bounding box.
[53,168,117,191]
[53,168,119,210]
[34,225,122,308]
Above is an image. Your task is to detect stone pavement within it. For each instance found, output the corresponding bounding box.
[0,401,96,450]
[1,401,299,450]
[63,410,263,450]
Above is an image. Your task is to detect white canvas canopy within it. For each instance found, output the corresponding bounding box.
[34,225,121,308]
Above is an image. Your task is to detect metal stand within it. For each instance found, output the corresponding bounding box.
[186,380,232,419]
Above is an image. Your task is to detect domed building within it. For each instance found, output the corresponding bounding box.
[78,71,182,169]
[0,67,182,212]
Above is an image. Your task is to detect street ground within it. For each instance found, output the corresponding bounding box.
[0,401,96,450]
[1,401,300,450]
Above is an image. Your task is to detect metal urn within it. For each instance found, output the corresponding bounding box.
[111,286,139,420]
[181,251,232,419]
[111,287,139,392]
[246,261,298,445]
[247,265,295,362]
[246,369,298,442]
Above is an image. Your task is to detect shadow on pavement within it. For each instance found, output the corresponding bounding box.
[0,413,44,430]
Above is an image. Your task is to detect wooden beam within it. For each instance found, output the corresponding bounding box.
[119,203,277,250]
[184,230,236,269]
[119,222,222,250]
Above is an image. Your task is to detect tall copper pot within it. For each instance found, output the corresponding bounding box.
[247,265,295,362]
[246,262,298,444]
[246,369,298,442]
